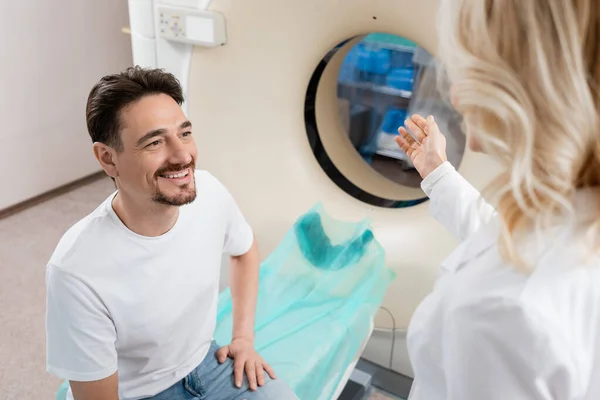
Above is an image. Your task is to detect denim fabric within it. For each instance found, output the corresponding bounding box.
[146,341,298,400]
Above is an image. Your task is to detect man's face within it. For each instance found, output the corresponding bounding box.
[112,93,198,207]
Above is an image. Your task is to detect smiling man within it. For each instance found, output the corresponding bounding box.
[45,67,298,400]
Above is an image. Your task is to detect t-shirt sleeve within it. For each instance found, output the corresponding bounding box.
[46,264,118,381]
[214,178,254,256]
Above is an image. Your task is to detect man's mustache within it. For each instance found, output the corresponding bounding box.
[155,161,195,177]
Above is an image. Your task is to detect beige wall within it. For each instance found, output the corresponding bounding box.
[0,0,133,210]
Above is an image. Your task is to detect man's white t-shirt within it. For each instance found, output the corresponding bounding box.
[45,170,254,400]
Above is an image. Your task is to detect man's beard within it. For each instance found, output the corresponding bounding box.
[152,161,197,206]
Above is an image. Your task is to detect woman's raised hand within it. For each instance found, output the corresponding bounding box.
[395,114,448,179]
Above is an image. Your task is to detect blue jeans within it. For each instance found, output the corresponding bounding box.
[146,341,299,400]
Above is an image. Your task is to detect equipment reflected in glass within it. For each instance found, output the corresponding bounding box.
[336,34,465,189]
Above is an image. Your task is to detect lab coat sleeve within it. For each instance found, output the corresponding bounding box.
[443,297,575,400]
[421,161,496,241]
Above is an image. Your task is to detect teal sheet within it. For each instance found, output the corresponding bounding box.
[214,203,395,400]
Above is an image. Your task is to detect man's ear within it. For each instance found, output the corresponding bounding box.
[92,142,118,179]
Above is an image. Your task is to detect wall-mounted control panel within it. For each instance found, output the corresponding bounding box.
[156,5,227,47]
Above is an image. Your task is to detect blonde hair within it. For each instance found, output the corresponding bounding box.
[437,0,600,268]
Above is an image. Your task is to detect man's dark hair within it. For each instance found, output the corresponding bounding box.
[86,66,184,151]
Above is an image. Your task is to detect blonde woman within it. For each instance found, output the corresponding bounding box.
[397,1,600,399]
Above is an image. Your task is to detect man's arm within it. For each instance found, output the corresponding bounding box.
[229,238,260,343]
[213,174,277,390]
[216,237,277,391]
[70,373,118,400]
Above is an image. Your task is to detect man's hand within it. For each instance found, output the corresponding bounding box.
[216,338,276,391]
[396,114,448,179]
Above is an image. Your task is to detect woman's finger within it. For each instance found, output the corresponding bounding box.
[398,126,416,146]
[405,118,426,142]
[396,128,415,156]
[426,115,440,136]
[411,114,429,135]
[395,135,409,154]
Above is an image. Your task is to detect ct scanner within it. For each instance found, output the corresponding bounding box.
[125,0,496,397]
